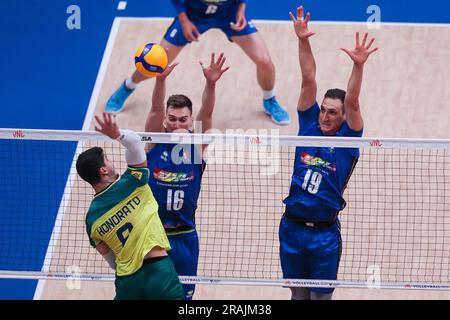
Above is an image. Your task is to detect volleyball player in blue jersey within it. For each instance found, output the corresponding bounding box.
[106,0,290,125]
[143,52,228,300]
[279,6,378,300]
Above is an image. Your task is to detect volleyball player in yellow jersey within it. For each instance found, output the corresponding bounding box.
[76,112,184,300]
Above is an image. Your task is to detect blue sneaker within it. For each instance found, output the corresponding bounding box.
[263,97,290,125]
[105,81,134,113]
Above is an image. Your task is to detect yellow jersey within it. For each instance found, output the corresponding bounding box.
[86,167,170,276]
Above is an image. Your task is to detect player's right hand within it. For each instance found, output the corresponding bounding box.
[156,62,179,81]
[95,112,120,140]
[290,6,315,40]
[180,18,200,42]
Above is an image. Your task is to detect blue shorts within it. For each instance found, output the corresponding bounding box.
[279,216,342,294]
[163,14,258,46]
[167,230,199,300]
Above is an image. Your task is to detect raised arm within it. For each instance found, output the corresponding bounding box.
[94,112,147,168]
[290,6,317,111]
[196,52,229,134]
[341,32,378,131]
[145,62,179,134]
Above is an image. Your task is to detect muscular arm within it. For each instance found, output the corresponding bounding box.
[144,63,178,152]
[173,0,200,42]
[344,64,364,131]
[298,38,317,111]
[290,6,317,111]
[341,32,378,131]
[196,53,229,134]
[145,78,166,134]
[196,81,216,134]
[230,2,247,31]
[96,242,116,270]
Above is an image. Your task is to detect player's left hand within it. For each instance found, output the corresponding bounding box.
[95,112,120,140]
[341,32,378,66]
[230,11,247,31]
[200,53,230,83]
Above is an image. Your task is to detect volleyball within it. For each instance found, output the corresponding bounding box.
[134,43,168,77]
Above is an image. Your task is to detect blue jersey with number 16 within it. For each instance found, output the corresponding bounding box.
[147,143,205,230]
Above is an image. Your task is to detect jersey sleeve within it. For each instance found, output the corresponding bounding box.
[340,121,363,138]
[86,219,100,248]
[298,102,320,135]
[171,0,185,15]
[340,121,363,157]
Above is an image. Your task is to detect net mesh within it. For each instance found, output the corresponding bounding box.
[1,131,450,286]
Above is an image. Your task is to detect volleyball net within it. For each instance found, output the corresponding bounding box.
[0,128,450,290]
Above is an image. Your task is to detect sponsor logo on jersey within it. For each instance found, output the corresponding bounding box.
[154,167,194,183]
[130,170,143,180]
[301,152,336,172]
[161,151,168,162]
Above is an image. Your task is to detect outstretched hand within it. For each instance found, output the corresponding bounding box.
[95,112,120,139]
[290,6,315,40]
[341,32,378,66]
[200,52,230,83]
[156,62,179,81]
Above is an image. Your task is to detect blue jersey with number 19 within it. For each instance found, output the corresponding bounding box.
[283,102,363,222]
[147,143,205,230]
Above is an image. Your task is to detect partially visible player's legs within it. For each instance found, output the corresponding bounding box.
[279,217,311,300]
[106,19,187,114]
[160,39,185,64]
[310,292,333,300]
[141,256,185,300]
[115,256,184,300]
[167,230,200,300]
[290,287,311,300]
[231,32,290,125]
[308,224,342,301]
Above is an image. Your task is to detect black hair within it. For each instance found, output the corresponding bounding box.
[76,147,105,186]
[324,88,346,105]
[166,94,193,114]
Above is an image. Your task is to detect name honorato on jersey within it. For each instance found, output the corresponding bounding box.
[147,144,205,230]
[283,102,363,222]
[85,167,170,276]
